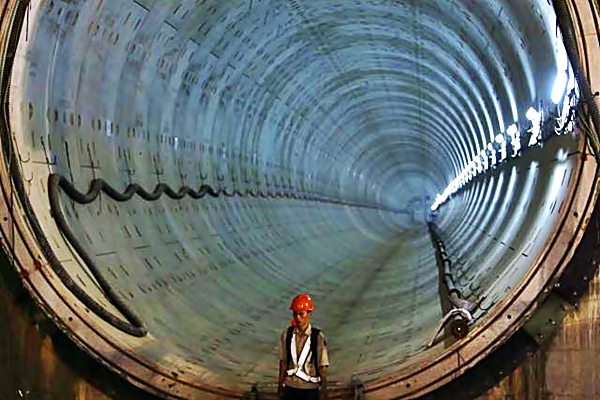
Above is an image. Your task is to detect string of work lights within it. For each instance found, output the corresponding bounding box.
[431,29,579,211]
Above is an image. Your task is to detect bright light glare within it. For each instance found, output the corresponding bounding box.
[506,124,518,137]
[526,107,540,121]
[552,33,569,104]
[507,124,521,156]
[430,30,580,212]
[526,107,542,147]
[552,70,568,104]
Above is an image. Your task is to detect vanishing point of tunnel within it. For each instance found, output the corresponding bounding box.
[1,0,599,398]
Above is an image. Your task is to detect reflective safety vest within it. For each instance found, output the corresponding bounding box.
[285,326,321,383]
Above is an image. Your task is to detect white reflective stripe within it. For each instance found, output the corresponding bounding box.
[290,332,298,366]
[286,332,321,383]
[295,370,321,383]
[296,334,312,368]
[286,369,321,383]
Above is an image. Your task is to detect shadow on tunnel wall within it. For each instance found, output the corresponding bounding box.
[423,330,540,400]
[0,247,160,400]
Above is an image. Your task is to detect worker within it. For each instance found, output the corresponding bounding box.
[278,293,329,400]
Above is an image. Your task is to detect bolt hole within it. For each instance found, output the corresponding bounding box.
[574,211,579,218]
[3,217,7,222]
[507,314,512,320]
[406,383,411,388]
[68,317,73,322]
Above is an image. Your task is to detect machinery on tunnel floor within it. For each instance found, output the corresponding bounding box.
[1,0,599,399]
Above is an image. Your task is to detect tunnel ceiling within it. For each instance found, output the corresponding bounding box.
[1,0,599,398]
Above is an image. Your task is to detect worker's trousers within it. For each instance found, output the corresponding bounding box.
[282,385,319,400]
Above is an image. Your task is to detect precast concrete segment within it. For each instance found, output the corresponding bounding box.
[1,0,599,399]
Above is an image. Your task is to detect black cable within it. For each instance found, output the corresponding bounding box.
[553,0,600,156]
[0,0,153,336]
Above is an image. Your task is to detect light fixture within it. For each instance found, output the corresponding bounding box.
[506,124,518,137]
[526,107,540,122]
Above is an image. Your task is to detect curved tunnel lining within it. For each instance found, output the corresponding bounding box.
[1,1,600,398]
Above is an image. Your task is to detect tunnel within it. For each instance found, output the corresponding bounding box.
[1,0,599,398]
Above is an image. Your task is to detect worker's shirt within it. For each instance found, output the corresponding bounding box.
[279,324,329,389]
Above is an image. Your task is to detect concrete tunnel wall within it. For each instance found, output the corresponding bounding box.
[1,0,599,398]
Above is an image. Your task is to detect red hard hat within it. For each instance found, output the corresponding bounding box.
[290,293,315,312]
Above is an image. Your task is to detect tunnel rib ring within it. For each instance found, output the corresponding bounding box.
[48,174,149,337]
[47,172,279,337]
[47,173,391,337]
[1,0,599,397]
